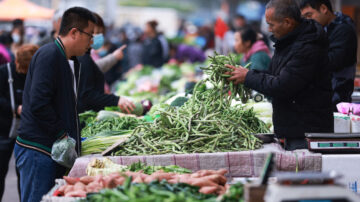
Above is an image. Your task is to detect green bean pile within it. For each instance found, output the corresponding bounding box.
[113,54,268,156]
[82,116,144,138]
[201,53,252,103]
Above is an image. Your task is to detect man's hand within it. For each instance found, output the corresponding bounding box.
[118,97,135,114]
[17,105,22,115]
[225,64,249,85]
[112,45,127,60]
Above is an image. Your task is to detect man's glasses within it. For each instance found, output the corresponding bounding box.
[76,28,93,39]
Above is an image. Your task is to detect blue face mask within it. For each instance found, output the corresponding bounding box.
[91,33,104,50]
[98,50,108,57]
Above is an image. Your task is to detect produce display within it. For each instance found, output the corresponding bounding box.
[86,158,191,176]
[115,63,196,104]
[113,54,269,156]
[55,168,228,197]
[84,179,217,202]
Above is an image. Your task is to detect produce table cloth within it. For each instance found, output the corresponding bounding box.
[68,143,321,178]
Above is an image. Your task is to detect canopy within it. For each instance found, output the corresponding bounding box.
[0,0,54,20]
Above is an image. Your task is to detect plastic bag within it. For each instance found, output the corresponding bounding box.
[51,135,78,168]
[336,102,360,116]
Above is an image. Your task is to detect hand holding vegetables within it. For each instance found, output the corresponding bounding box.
[225,64,249,85]
[118,96,135,114]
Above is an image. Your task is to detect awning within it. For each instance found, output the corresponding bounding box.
[0,0,54,20]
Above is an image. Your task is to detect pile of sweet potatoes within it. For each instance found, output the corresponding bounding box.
[55,169,229,198]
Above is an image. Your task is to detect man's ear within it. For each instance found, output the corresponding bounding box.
[68,28,77,40]
[320,4,328,14]
[283,17,292,27]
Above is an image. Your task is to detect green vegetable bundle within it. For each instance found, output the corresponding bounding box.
[81,131,132,156]
[114,55,268,156]
[81,116,144,138]
[84,179,217,202]
[129,161,191,175]
[201,53,252,103]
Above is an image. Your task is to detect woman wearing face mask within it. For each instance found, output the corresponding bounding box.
[234,27,271,71]
[0,44,39,201]
[77,13,134,114]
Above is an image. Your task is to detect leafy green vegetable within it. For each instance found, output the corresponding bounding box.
[79,110,97,125]
[81,116,144,138]
[81,131,132,156]
[220,183,244,202]
[128,161,191,175]
[170,96,189,107]
[84,180,217,202]
[105,102,144,116]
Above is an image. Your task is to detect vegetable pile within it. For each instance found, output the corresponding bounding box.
[86,158,191,176]
[55,168,228,197]
[85,179,217,202]
[81,115,144,138]
[114,54,268,156]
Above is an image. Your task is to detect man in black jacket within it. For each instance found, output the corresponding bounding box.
[300,0,357,111]
[14,7,96,202]
[226,0,334,150]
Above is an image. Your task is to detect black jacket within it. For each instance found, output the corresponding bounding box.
[244,20,334,139]
[142,36,164,68]
[0,62,26,137]
[78,53,119,113]
[17,41,81,155]
[326,12,357,109]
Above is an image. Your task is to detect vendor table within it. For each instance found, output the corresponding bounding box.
[322,154,360,194]
[68,143,321,178]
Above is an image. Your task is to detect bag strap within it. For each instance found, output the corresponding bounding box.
[7,63,16,118]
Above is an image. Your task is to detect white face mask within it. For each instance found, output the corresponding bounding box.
[12,33,21,44]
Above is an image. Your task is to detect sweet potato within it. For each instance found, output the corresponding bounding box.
[58,185,67,193]
[80,176,95,185]
[64,185,74,194]
[64,190,86,197]
[63,176,80,185]
[73,182,86,192]
[201,174,227,185]
[132,176,144,183]
[190,178,218,187]
[86,181,103,193]
[199,186,218,194]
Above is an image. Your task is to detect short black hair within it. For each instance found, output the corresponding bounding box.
[266,0,301,22]
[237,27,257,46]
[58,7,96,36]
[12,19,23,28]
[0,32,13,45]
[300,0,333,13]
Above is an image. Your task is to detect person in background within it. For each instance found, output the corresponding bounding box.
[0,32,13,65]
[14,7,96,202]
[0,44,39,202]
[234,27,271,71]
[38,9,63,46]
[300,0,357,111]
[11,19,25,54]
[142,20,164,68]
[78,12,134,114]
[158,31,169,63]
[226,0,333,150]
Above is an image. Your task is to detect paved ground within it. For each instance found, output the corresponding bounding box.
[3,154,19,202]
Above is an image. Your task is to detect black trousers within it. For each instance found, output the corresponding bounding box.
[0,137,20,202]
